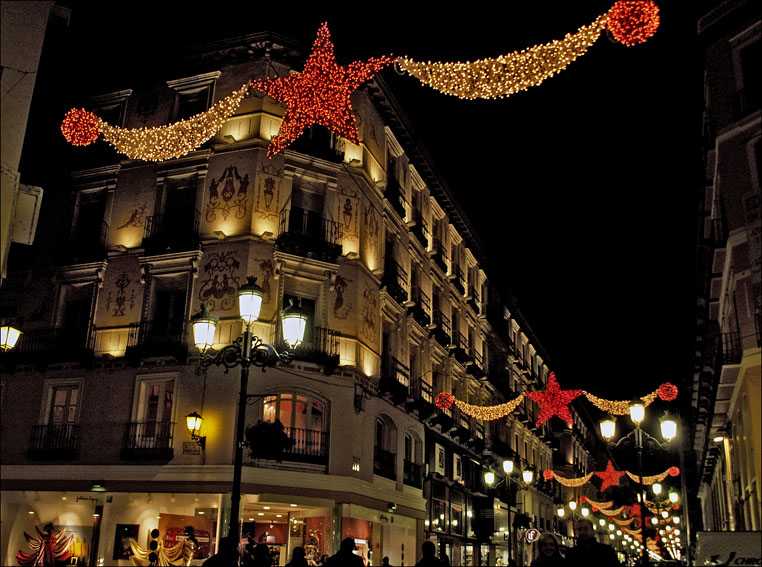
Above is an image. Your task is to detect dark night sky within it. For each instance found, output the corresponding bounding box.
[50,1,706,397]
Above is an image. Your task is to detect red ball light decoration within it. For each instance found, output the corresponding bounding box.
[592,506,599,512]
[668,466,680,477]
[658,382,678,401]
[435,392,455,410]
[607,1,660,46]
[543,469,554,480]
[580,495,588,503]
[672,503,679,510]
[61,108,100,146]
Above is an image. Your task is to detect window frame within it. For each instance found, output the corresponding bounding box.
[39,378,85,426]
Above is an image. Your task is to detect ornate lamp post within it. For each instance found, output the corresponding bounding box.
[190,276,307,540]
[484,459,534,565]
[600,403,677,566]
[0,323,22,351]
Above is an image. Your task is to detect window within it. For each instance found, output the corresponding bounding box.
[130,375,176,449]
[374,416,397,480]
[262,392,328,459]
[32,379,83,453]
[91,89,132,127]
[167,72,220,122]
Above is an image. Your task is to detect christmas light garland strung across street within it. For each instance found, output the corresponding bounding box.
[613,516,637,526]
[60,2,660,161]
[544,466,679,489]
[61,84,249,162]
[625,466,680,485]
[580,495,614,509]
[396,1,660,100]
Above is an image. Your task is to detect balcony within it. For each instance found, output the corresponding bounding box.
[121,420,174,460]
[406,378,435,419]
[408,286,431,327]
[289,124,345,162]
[381,258,408,305]
[61,220,108,264]
[450,266,466,295]
[276,209,343,263]
[380,356,410,404]
[281,427,329,465]
[431,405,455,432]
[142,209,200,255]
[410,209,429,248]
[430,310,451,348]
[466,286,480,314]
[275,325,340,371]
[452,407,473,443]
[374,446,396,480]
[385,178,407,220]
[14,326,94,368]
[721,331,742,365]
[126,319,188,362]
[429,237,448,273]
[27,424,80,460]
[450,329,470,364]
[403,459,422,488]
[466,349,485,378]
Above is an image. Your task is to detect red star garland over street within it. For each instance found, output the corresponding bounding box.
[595,460,626,490]
[525,372,583,426]
[250,23,393,157]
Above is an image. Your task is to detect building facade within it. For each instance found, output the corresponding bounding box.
[0,28,581,567]
[689,0,761,540]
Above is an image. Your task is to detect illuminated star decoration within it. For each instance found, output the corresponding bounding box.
[595,460,626,490]
[250,23,393,157]
[525,372,583,426]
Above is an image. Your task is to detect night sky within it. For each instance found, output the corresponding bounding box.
[48,1,707,397]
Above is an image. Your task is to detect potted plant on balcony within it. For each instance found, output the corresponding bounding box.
[244,420,295,461]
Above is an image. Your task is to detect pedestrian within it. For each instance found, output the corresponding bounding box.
[202,536,239,566]
[381,556,391,567]
[530,532,567,566]
[324,537,364,567]
[565,518,620,566]
[286,546,308,567]
[415,541,445,567]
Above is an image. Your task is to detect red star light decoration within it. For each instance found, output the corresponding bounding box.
[525,372,583,426]
[250,23,392,157]
[595,460,626,490]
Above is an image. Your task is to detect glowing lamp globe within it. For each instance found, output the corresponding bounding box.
[484,471,496,486]
[669,491,679,503]
[186,411,203,435]
[629,403,645,425]
[557,508,565,518]
[280,300,308,349]
[600,418,616,439]
[522,470,534,484]
[238,277,265,324]
[191,305,219,352]
[503,459,514,474]
[569,500,577,510]
[652,483,662,495]
[0,325,21,350]
[661,417,677,441]
[581,507,590,517]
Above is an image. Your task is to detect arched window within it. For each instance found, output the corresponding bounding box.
[374,416,397,480]
[262,392,327,459]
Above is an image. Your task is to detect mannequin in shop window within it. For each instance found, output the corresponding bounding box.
[15,523,74,567]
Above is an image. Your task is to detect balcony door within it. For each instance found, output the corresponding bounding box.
[135,378,174,447]
[290,187,323,238]
[153,288,187,341]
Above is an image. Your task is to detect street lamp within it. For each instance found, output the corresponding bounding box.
[484,460,534,565]
[600,403,677,566]
[185,411,206,450]
[0,323,22,351]
[191,276,306,541]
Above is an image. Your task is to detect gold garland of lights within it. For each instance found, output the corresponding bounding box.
[396,14,608,100]
[99,84,249,162]
[625,469,671,485]
[584,389,659,415]
[548,471,594,487]
[614,516,636,526]
[584,497,614,509]
[598,506,626,517]
[452,394,524,421]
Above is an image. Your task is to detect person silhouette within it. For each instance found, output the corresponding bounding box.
[324,537,364,567]
[415,541,445,567]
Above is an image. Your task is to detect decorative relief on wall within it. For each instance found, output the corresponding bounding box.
[332,274,353,320]
[198,250,241,311]
[252,257,275,304]
[206,165,249,222]
[338,185,360,242]
[360,283,377,343]
[362,203,379,256]
[105,272,136,316]
[255,162,282,221]
[116,203,147,229]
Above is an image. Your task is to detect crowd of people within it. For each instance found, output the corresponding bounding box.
[201,518,622,566]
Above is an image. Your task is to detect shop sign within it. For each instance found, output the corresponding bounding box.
[183,442,201,455]
[525,528,540,544]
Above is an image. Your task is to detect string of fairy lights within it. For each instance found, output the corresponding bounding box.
[60,1,660,161]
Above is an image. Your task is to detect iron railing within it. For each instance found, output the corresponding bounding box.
[382,258,408,304]
[15,326,94,354]
[430,237,448,273]
[275,325,340,366]
[431,310,451,347]
[128,319,187,348]
[410,208,430,247]
[721,331,742,365]
[386,178,407,219]
[282,426,329,462]
[143,209,201,253]
[122,421,174,459]
[409,286,431,327]
[276,209,343,262]
[28,424,80,456]
[403,459,422,488]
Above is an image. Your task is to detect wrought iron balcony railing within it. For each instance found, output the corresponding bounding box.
[403,459,422,488]
[276,209,343,262]
[450,266,466,295]
[408,286,431,327]
[430,237,448,273]
[121,420,174,460]
[382,258,408,305]
[281,426,329,464]
[410,208,429,248]
[721,331,742,365]
[126,319,188,362]
[143,209,200,254]
[450,329,470,364]
[275,325,340,369]
[27,424,80,459]
[431,310,451,347]
[386,178,407,220]
[380,356,410,404]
